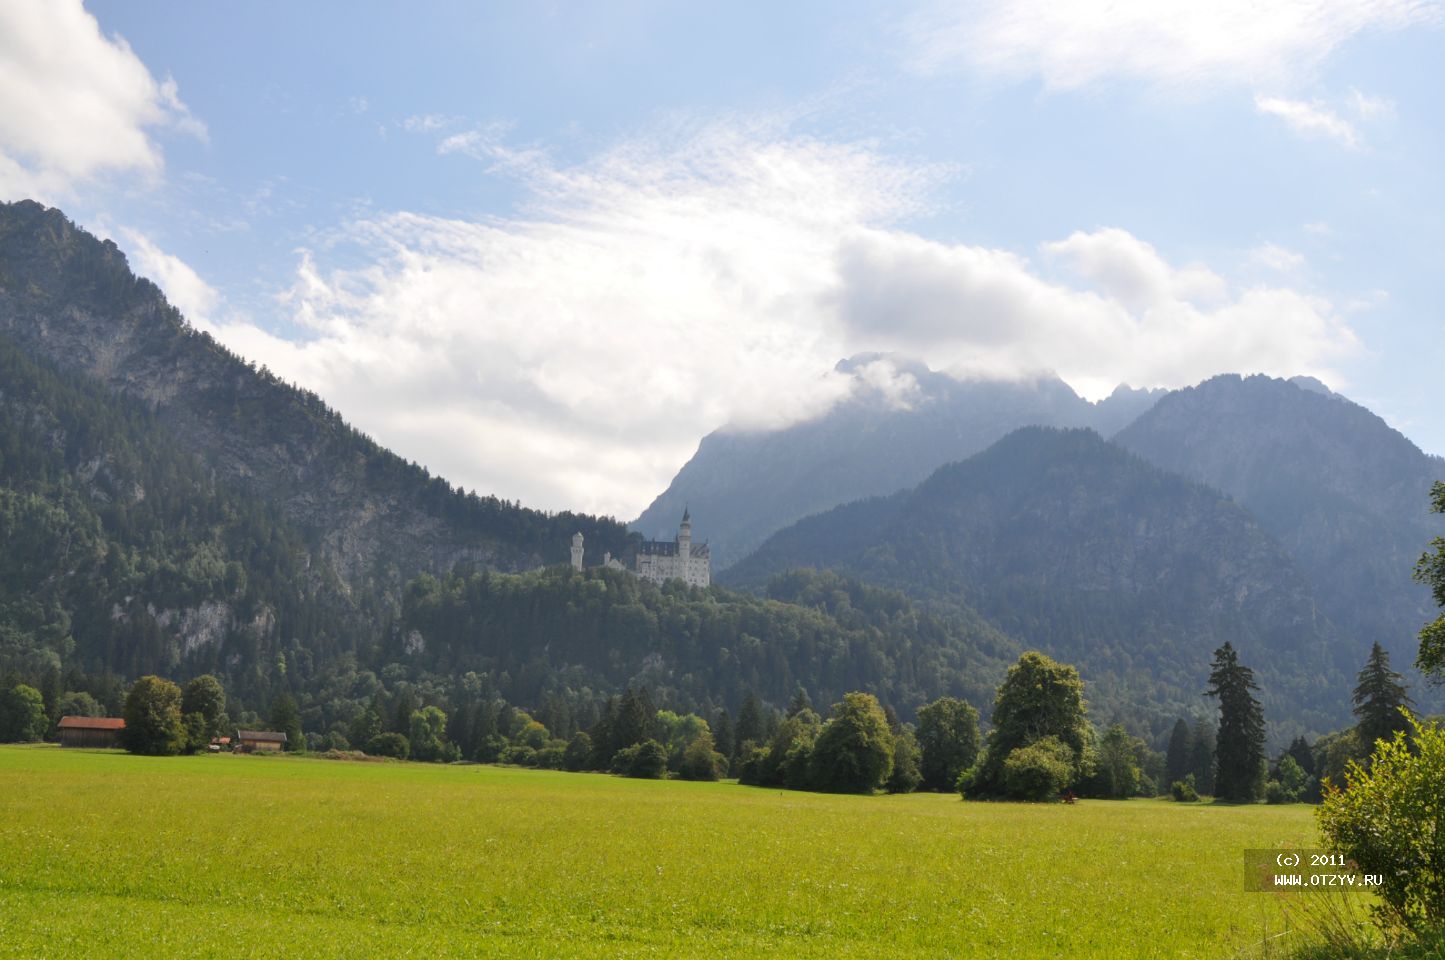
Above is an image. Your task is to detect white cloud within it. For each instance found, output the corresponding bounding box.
[198,122,1358,518]
[903,0,1440,92]
[0,0,204,201]
[119,229,220,329]
[1347,88,1396,119]
[1255,95,1360,146]
[402,114,455,133]
[1249,242,1308,272]
[835,226,1354,403]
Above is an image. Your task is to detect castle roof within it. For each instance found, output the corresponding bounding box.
[637,540,710,558]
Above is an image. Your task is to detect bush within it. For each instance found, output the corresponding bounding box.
[956,761,984,799]
[736,747,768,786]
[1001,737,1074,801]
[1171,774,1200,802]
[477,734,508,763]
[366,732,410,759]
[886,730,922,794]
[534,743,567,770]
[563,731,593,771]
[678,735,726,781]
[501,744,537,766]
[1317,718,1445,935]
[613,739,668,779]
[0,684,47,743]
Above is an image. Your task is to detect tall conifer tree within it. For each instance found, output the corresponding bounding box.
[1205,642,1266,803]
[1165,717,1192,785]
[1352,641,1412,752]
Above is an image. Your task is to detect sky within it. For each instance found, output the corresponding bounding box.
[1,1,1441,520]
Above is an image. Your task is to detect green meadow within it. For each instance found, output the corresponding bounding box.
[0,745,1322,959]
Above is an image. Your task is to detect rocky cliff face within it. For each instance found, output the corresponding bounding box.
[634,353,1165,570]
[0,201,633,588]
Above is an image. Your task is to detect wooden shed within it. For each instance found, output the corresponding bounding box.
[57,716,125,748]
[235,730,287,752]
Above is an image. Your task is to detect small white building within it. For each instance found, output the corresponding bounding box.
[571,510,710,587]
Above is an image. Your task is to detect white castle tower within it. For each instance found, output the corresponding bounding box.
[633,508,710,587]
[570,531,584,570]
[678,508,692,559]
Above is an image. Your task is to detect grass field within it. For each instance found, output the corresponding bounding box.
[0,745,1325,959]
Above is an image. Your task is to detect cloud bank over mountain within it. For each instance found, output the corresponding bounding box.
[170,119,1359,516]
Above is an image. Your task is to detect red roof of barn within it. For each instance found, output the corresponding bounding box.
[58,716,125,730]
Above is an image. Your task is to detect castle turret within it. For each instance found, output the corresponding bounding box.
[678,508,692,559]
[570,532,584,570]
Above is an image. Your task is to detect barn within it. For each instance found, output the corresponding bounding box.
[235,730,287,752]
[57,716,125,748]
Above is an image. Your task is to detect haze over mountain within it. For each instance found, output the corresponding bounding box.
[725,427,1353,740]
[634,354,1164,569]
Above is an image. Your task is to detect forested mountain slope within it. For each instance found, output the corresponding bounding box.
[726,427,1352,740]
[0,201,634,591]
[0,330,369,707]
[1114,374,1444,685]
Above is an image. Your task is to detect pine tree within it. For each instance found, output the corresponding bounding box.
[1164,717,1192,786]
[712,707,735,761]
[786,686,812,718]
[1205,642,1266,803]
[612,688,655,752]
[1352,641,1412,753]
[735,692,765,750]
[269,693,304,752]
[1284,735,1315,776]
[1189,721,1216,795]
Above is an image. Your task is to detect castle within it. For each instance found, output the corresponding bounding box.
[571,509,710,587]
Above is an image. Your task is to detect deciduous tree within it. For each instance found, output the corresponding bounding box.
[809,692,894,794]
[0,684,47,742]
[916,696,980,792]
[973,652,1092,797]
[122,676,184,756]
[1414,481,1445,680]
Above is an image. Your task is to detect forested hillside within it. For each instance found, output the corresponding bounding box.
[395,566,1019,722]
[0,330,369,708]
[0,200,635,590]
[0,325,1023,729]
[726,427,1352,741]
[1114,374,1444,688]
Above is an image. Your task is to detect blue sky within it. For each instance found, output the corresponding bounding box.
[1,1,1440,517]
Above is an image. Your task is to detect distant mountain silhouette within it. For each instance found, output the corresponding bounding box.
[634,354,1163,569]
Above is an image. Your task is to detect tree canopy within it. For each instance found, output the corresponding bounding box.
[970,652,1092,798]
[1414,480,1445,681]
[122,676,185,756]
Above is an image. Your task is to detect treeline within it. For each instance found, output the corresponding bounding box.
[396,565,1016,718]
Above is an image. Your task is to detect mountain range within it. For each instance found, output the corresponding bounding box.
[2,199,1440,743]
[634,354,1164,570]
